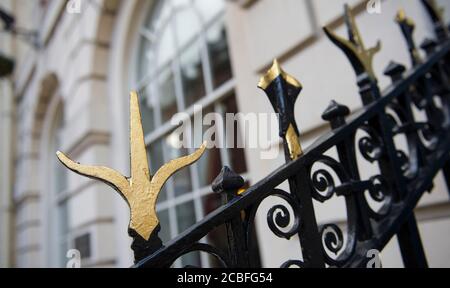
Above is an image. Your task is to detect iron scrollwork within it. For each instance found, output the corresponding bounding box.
[57,2,450,268]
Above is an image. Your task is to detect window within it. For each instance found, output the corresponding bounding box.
[48,106,69,267]
[135,0,247,267]
[74,233,91,259]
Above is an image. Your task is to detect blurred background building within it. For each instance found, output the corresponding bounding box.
[0,0,450,268]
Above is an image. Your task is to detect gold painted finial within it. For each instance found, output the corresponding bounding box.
[427,0,446,22]
[57,91,207,240]
[258,59,302,90]
[258,59,303,160]
[396,9,415,27]
[323,5,381,80]
[286,124,303,160]
[395,9,422,65]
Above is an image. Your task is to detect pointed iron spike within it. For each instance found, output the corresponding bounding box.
[420,38,437,55]
[321,100,351,122]
[258,59,303,160]
[130,91,152,184]
[56,90,207,252]
[396,9,415,28]
[344,4,363,50]
[383,61,406,77]
[258,59,302,91]
[212,166,245,194]
[421,0,446,24]
[323,5,381,81]
[395,9,422,66]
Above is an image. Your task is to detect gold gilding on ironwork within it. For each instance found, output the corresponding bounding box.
[57,91,206,240]
[323,5,381,80]
[237,188,247,196]
[427,0,446,24]
[258,59,302,90]
[395,9,415,27]
[395,9,422,64]
[286,124,303,160]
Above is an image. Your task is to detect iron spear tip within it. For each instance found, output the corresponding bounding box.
[258,59,302,90]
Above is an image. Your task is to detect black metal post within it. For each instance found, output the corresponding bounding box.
[212,167,250,268]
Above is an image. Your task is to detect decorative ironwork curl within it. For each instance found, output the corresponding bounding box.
[309,155,350,203]
[280,260,305,268]
[168,243,230,268]
[321,224,344,255]
[418,122,440,151]
[368,175,387,202]
[319,223,356,267]
[311,169,336,202]
[365,175,393,220]
[358,125,384,162]
[266,190,301,240]
[245,189,301,243]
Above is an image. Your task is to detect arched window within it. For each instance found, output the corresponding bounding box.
[134,0,247,267]
[47,106,69,267]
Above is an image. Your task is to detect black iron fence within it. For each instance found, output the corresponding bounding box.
[59,0,450,268]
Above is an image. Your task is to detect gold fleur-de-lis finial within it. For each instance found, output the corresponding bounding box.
[323,4,381,81]
[395,9,423,66]
[56,91,206,240]
[395,9,415,27]
[258,59,303,160]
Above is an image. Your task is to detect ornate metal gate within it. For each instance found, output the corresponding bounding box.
[57,0,450,268]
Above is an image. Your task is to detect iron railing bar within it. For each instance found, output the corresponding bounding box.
[305,39,450,156]
[343,134,450,268]
[134,38,450,268]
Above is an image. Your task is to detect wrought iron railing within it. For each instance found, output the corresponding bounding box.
[57,0,450,268]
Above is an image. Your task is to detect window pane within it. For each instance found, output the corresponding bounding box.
[222,95,247,174]
[172,0,190,9]
[194,107,222,187]
[57,201,69,267]
[194,0,224,23]
[176,201,197,233]
[201,193,230,268]
[139,87,156,134]
[144,0,164,29]
[207,20,233,89]
[175,7,201,48]
[181,251,201,268]
[74,233,91,259]
[180,41,206,107]
[54,112,67,193]
[202,193,222,216]
[157,209,171,243]
[137,35,154,81]
[158,68,178,122]
[148,140,168,202]
[176,201,201,267]
[157,24,176,66]
[164,132,193,197]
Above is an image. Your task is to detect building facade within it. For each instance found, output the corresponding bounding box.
[1,0,450,268]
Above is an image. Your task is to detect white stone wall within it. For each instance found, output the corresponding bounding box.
[5,0,122,268]
[0,0,15,269]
